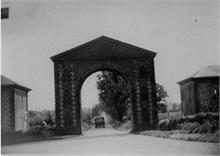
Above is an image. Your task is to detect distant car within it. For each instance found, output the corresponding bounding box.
[94,116,105,128]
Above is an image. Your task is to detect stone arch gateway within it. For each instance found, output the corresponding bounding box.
[51,36,158,135]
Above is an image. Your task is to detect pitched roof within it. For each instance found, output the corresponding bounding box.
[50,36,156,61]
[1,75,31,91]
[178,65,220,84]
[189,65,220,78]
[1,75,16,85]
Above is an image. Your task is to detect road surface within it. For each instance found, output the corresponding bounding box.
[2,127,219,155]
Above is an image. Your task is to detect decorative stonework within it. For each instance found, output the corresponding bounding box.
[70,64,77,127]
[58,64,64,128]
[134,61,142,125]
[147,75,154,126]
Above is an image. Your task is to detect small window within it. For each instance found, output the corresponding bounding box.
[19,96,23,108]
[212,86,219,98]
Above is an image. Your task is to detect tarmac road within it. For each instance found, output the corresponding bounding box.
[2,127,219,155]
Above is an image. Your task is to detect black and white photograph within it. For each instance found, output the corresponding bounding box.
[1,0,219,155]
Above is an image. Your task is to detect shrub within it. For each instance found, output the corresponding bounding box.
[198,119,219,134]
[177,118,219,134]
[176,112,219,125]
[158,112,219,132]
[158,119,178,131]
[177,122,200,133]
[29,110,55,128]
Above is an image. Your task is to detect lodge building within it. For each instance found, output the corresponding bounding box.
[178,65,219,115]
[1,75,31,133]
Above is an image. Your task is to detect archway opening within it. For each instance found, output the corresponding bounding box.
[80,70,132,135]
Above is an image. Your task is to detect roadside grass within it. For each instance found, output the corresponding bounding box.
[112,111,219,143]
[139,130,219,143]
[141,112,219,143]
[3,111,218,145]
[1,127,61,146]
[2,123,91,146]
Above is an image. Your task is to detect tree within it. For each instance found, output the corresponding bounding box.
[156,84,168,113]
[45,111,55,126]
[91,103,104,118]
[97,71,130,123]
[28,110,55,128]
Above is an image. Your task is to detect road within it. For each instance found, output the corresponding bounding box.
[2,127,219,155]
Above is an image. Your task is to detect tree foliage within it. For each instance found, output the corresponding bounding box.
[29,110,55,127]
[91,103,104,117]
[156,84,169,113]
[97,71,130,122]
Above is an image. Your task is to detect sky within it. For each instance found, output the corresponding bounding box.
[1,0,219,110]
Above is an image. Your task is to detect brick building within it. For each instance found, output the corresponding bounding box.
[178,65,219,115]
[1,75,31,133]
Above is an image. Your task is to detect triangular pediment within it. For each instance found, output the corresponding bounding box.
[51,36,156,61]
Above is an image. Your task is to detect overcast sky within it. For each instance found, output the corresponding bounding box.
[1,0,219,110]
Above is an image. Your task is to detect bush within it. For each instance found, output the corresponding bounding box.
[198,119,219,134]
[158,119,178,131]
[177,119,219,134]
[29,110,55,128]
[177,122,200,133]
[176,112,219,125]
[157,112,219,133]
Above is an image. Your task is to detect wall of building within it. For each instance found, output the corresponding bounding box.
[195,78,219,113]
[180,81,196,115]
[1,87,14,133]
[14,88,28,132]
[1,87,29,133]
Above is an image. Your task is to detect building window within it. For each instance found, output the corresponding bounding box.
[211,85,219,98]
[19,96,23,108]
